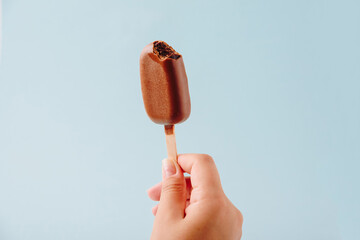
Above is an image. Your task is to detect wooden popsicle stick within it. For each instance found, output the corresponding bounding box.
[164,125,178,162]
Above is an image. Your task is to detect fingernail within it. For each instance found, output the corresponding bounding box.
[162,159,176,178]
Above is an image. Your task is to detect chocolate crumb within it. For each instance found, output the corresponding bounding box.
[153,41,181,60]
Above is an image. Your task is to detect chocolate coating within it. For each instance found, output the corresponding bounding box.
[140,41,191,125]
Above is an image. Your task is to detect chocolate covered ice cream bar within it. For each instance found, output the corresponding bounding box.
[140,41,191,161]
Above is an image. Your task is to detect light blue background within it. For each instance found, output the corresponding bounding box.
[0,0,359,239]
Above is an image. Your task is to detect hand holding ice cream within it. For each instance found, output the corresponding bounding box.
[148,154,243,240]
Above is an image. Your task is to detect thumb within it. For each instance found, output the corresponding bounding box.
[156,158,186,220]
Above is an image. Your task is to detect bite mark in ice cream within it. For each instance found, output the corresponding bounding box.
[153,41,181,60]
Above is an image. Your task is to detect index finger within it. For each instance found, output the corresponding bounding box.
[178,154,223,194]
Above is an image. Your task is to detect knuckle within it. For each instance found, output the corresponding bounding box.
[199,154,215,164]
[162,181,184,194]
[202,154,214,161]
[236,209,244,225]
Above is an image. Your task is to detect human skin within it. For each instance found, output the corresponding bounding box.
[147,154,243,240]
